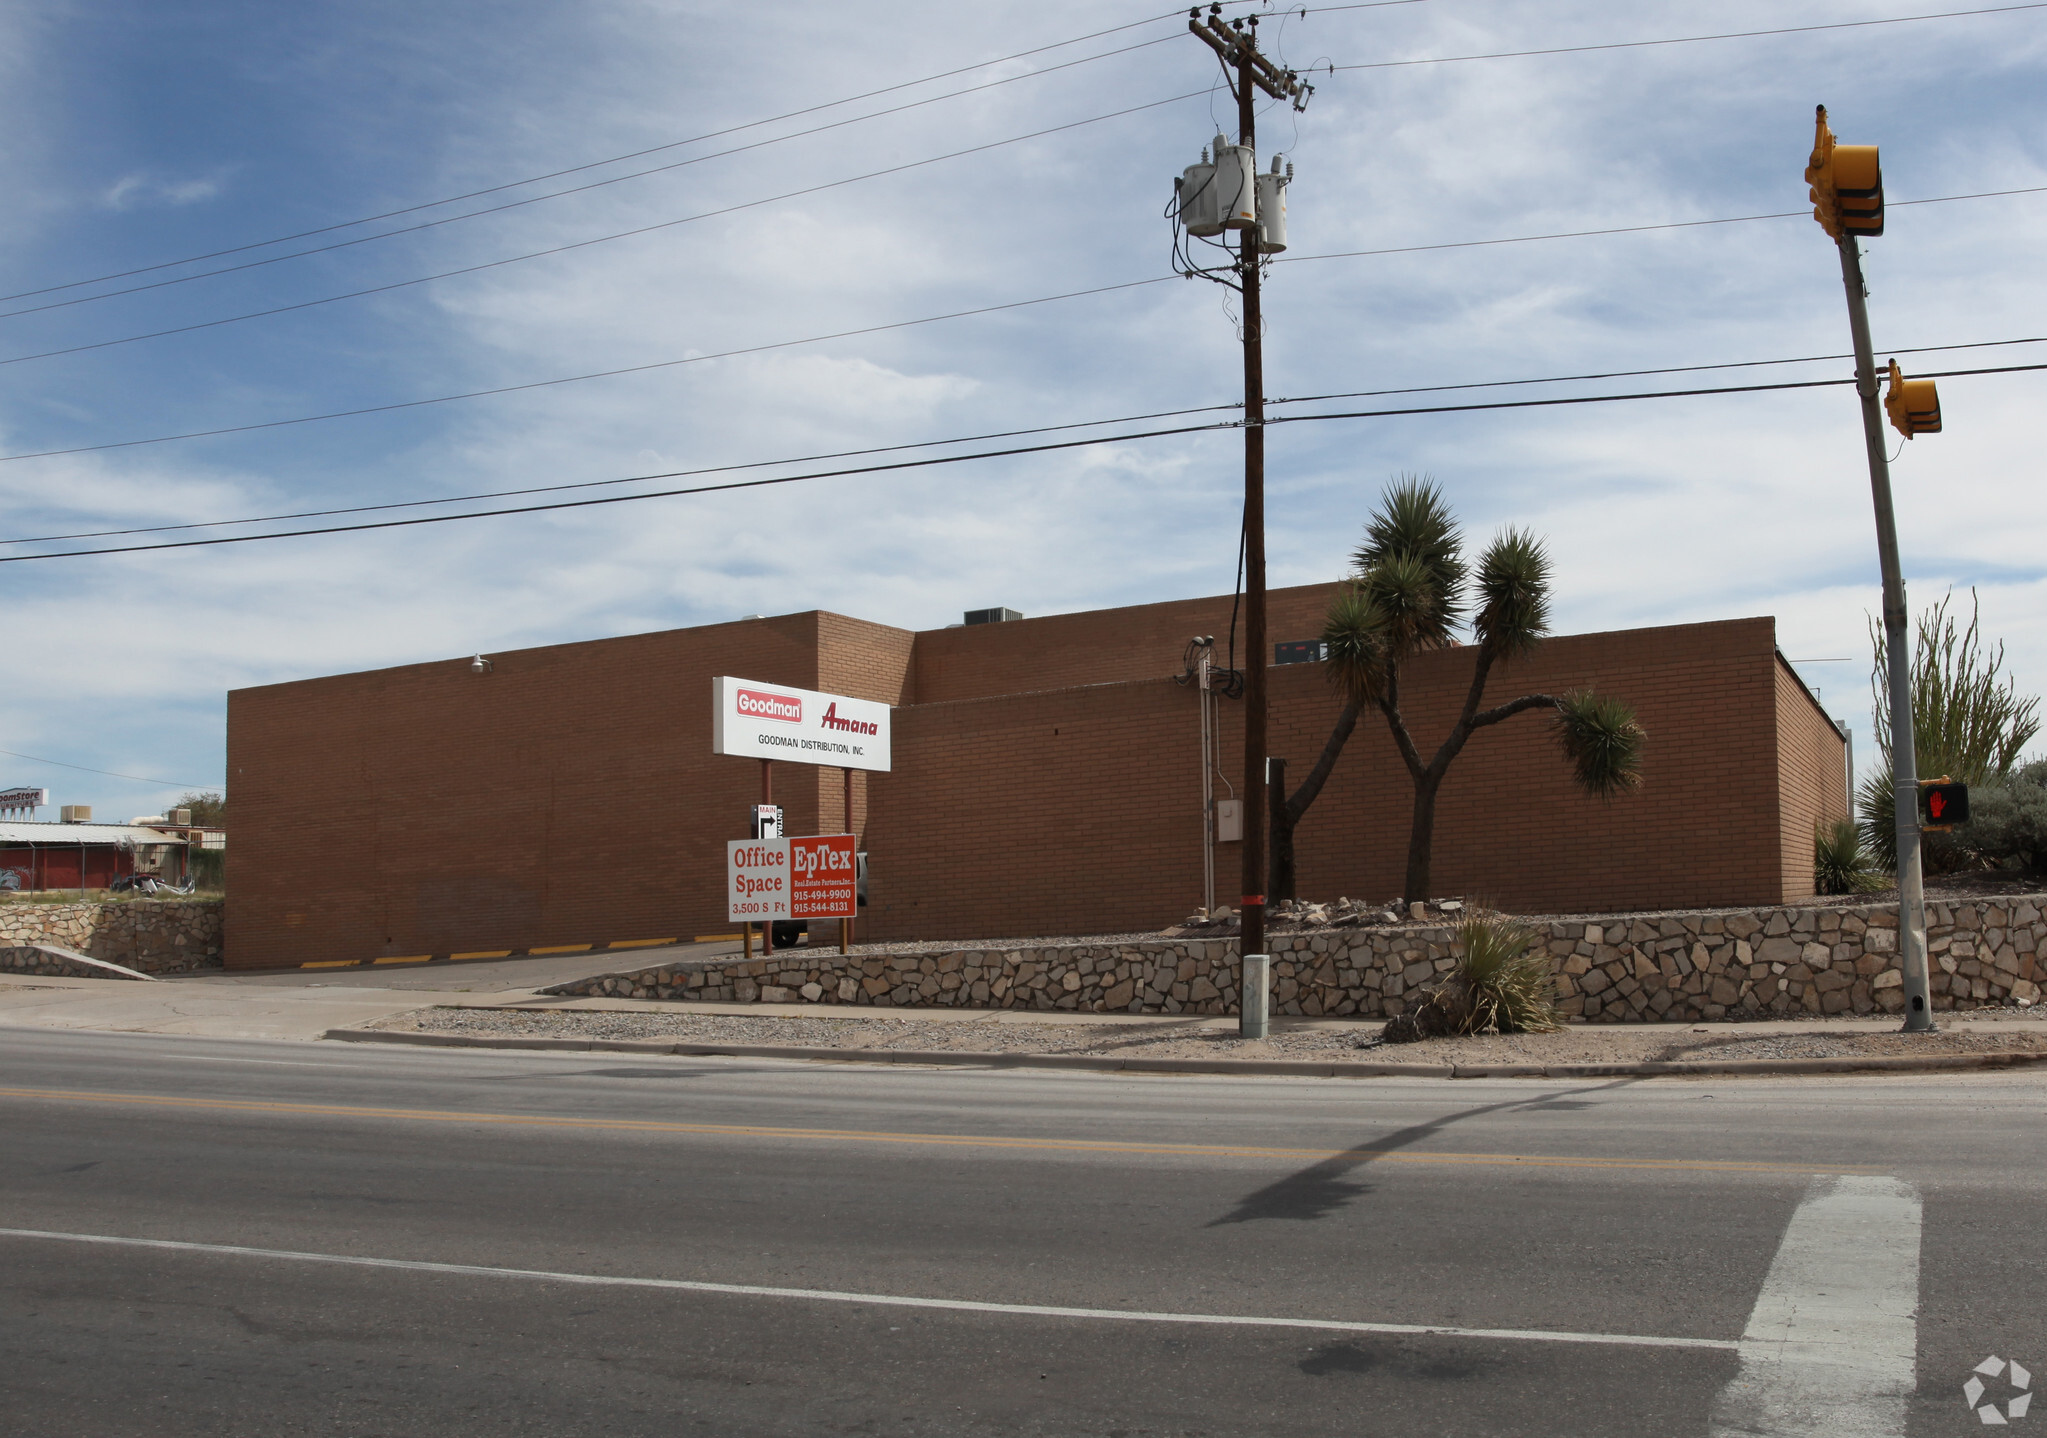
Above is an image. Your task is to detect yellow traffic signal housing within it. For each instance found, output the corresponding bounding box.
[1885,359,1942,437]
[1805,106,1884,239]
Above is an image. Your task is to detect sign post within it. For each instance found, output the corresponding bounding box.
[715,677,890,958]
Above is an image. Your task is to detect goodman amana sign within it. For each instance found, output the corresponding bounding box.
[711,676,892,773]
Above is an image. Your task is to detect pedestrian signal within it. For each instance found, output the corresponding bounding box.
[1919,779,1969,831]
[1804,106,1883,240]
[1884,359,1941,438]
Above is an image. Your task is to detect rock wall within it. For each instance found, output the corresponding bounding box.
[545,894,2047,1022]
[0,900,223,974]
[0,947,150,980]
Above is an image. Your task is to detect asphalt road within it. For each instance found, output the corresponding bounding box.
[2,1027,2042,1437]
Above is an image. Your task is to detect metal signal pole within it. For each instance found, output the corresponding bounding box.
[1836,236,1934,1031]
[1186,8,1307,1035]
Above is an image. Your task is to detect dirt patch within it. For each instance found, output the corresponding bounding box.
[366,1006,2047,1066]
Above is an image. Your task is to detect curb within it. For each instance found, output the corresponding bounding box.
[319,1028,2047,1079]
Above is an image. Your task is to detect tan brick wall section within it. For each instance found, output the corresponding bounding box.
[226,599,1841,967]
[1773,655,1852,900]
[861,615,1802,941]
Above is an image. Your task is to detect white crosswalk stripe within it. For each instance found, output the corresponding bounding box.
[1709,1175,1923,1438]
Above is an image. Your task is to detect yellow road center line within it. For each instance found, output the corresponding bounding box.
[0,1087,1873,1175]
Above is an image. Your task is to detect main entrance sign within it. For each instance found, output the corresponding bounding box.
[711,677,892,772]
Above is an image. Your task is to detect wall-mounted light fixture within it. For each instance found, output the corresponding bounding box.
[470,654,493,674]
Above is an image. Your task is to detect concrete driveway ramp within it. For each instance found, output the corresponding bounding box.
[0,945,157,982]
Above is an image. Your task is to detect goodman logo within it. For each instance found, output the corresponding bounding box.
[821,702,879,736]
[736,688,802,723]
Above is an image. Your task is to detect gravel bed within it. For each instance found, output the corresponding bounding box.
[368,1006,2047,1065]
[372,1007,1363,1058]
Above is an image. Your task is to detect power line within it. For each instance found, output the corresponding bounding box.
[0,747,217,790]
[0,3,1272,308]
[0,89,1211,371]
[1330,2,2047,70]
[0,34,1189,324]
[9,335,2047,547]
[1283,186,2047,267]
[4,183,2040,466]
[13,3,2029,359]
[6,361,2040,566]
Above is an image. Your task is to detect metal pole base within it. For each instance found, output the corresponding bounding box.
[1240,953,1270,1040]
[1901,993,1937,1034]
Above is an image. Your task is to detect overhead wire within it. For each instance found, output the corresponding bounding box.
[0,34,1192,324]
[0,89,1220,371]
[4,184,2041,466]
[5,360,2041,565]
[0,1,1278,308]
[0,747,216,790]
[1329,2,2047,70]
[10,1,2030,357]
[8,335,2047,547]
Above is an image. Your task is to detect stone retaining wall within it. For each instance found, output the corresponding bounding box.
[0,947,148,980]
[0,900,222,974]
[544,894,2047,1022]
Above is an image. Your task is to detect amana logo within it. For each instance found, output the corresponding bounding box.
[736,688,802,723]
[820,702,879,736]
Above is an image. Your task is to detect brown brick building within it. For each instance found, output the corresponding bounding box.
[224,586,1848,969]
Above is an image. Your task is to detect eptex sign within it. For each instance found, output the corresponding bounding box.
[711,676,891,772]
[726,834,857,923]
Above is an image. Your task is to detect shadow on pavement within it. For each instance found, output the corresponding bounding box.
[1209,1078,1640,1225]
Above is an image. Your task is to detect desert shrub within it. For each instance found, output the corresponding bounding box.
[1860,591,2041,871]
[1966,759,2047,872]
[1814,818,1884,894]
[1382,915,1561,1041]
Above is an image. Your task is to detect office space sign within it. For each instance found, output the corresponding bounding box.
[726,834,857,922]
[711,677,892,772]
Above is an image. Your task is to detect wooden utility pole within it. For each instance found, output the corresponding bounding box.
[1186,8,1308,1025]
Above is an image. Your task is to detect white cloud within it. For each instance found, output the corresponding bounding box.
[0,0,2042,820]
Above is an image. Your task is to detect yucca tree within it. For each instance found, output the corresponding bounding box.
[1270,477,1645,903]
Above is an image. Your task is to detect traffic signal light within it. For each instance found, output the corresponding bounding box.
[1884,359,1942,438]
[1805,106,1884,240]
[1919,778,1970,831]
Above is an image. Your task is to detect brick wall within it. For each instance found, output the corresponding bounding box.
[860,615,1807,941]
[225,599,1844,967]
[226,612,909,968]
[1774,655,1852,900]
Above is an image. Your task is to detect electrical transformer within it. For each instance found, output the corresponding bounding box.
[1211,135,1259,231]
[1177,147,1222,237]
[1256,157,1292,253]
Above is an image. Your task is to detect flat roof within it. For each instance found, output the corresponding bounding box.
[0,822,191,846]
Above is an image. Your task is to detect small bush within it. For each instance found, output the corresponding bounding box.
[1382,915,1562,1041]
[1814,818,1884,894]
[1967,759,2047,872]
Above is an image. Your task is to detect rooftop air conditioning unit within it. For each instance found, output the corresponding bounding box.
[964,607,1024,626]
[60,804,92,823]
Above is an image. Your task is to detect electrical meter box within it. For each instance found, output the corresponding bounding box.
[1215,798,1244,843]
[750,804,783,840]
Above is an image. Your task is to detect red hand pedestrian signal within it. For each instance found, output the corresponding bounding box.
[1918,780,1969,831]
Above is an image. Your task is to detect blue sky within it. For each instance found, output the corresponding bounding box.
[1,0,2042,820]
